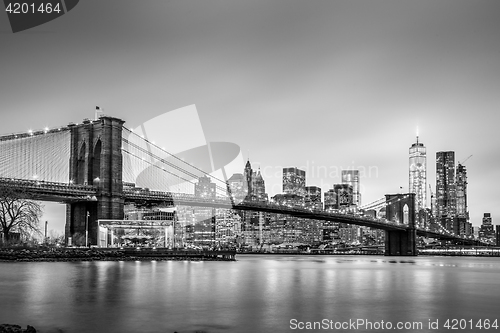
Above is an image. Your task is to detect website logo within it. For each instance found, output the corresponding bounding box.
[124,105,245,205]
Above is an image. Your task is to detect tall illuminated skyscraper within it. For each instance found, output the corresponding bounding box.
[436,151,456,230]
[341,170,360,206]
[409,136,426,215]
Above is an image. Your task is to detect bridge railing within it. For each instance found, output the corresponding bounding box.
[0,177,97,194]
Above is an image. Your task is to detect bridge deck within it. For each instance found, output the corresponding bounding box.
[0,178,484,244]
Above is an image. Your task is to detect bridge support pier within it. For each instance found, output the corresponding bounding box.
[384,193,417,256]
[385,229,417,256]
[66,202,98,246]
[65,116,125,246]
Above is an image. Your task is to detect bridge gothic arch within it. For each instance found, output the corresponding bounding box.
[76,141,86,184]
[384,193,417,256]
[92,138,102,184]
[403,204,409,224]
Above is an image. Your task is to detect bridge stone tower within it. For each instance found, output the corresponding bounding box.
[65,116,125,246]
[384,193,417,256]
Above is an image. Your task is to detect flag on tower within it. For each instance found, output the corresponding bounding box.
[95,106,103,120]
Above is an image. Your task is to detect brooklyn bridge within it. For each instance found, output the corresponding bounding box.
[0,115,482,255]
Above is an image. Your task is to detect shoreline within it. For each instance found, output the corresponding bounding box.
[0,247,236,262]
[238,251,500,257]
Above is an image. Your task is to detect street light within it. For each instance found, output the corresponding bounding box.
[85,211,89,247]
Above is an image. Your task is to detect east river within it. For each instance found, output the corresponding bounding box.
[1,255,500,333]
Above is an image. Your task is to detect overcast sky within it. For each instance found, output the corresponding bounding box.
[1,0,499,234]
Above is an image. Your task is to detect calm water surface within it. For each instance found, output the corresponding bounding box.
[1,255,500,333]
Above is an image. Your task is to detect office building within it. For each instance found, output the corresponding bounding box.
[283,167,306,197]
[227,173,245,202]
[324,189,337,211]
[305,186,322,210]
[341,170,361,206]
[334,184,353,208]
[241,160,268,202]
[479,213,495,243]
[436,151,456,231]
[455,163,472,235]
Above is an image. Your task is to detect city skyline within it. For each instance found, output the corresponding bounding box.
[1,0,499,233]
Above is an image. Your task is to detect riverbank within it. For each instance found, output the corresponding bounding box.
[0,247,236,262]
[0,324,36,333]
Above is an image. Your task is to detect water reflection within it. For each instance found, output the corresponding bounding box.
[1,256,500,333]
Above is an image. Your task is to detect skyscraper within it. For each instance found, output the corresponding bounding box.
[454,163,471,235]
[455,163,467,218]
[305,186,322,210]
[240,160,268,202]
[244,160,253,199]
[436,151,456,230]
[341,170,361,206]
[282,167,306,197]
[323,189,337,211]
[227,173,245,202]
[251,169,268,202]
[193,176,216,245]
[323,184,353,210]
[479,213,495,243]
[409,137,426,215]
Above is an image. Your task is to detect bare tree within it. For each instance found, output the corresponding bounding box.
[0,186,43,243]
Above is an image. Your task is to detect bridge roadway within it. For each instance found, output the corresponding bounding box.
[0,178,482,244]
[123,187,482,245]
[0,177,97,202]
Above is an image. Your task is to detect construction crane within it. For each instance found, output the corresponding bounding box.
[458,154,473,165]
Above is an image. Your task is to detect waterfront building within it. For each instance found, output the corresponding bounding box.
[214,208,241,246]
[341,170,361,206]
[119,205,177,248]
[322,220,340,243]
[339,225,360,244]
[283,167,306,197]
[436,151,456,231]
[409,137,426,226]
